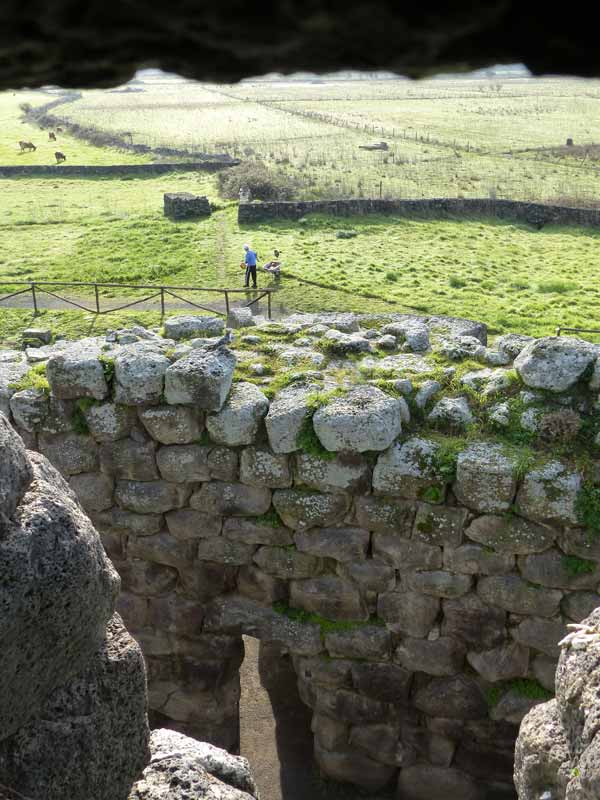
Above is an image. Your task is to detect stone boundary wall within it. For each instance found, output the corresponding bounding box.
[4,313,600,799]
[238,197,600,228]
[0,161,238,178]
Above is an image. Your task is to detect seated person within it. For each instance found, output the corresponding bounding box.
[263,249,282,275]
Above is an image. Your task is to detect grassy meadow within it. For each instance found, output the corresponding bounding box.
[1,73,600,346]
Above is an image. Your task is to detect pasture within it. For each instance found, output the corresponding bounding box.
[2,74,600,346]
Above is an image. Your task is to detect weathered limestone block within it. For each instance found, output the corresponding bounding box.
[465,514,555,554]
[373,533,441,570]
[204,595,323,655]
[39,430,99,475]
[454,443,517,512]
[428,396,473,429]
[206,382,269,445]
[138,404,204,444]
[0,615,149,800]
[442,594,507,650]
[197,537,257,565]
[85,401,137,441]
[321,329,372,356]
[518,548,600,590]
[516,461,581,525]
[311,713,348,751]
[413,502,468,547]
[395,636,466,676]
[265,386,314,454]
[272,488,350,529]
[315,687,398,726]
[95,507,164,537]
[510,616,566,658]
[295,526,369,562]
[467,641,530,682]
[372,437,444,501]
[118,558,178,596]
[384,320,430,352]
[497,333,534,360]
[0,443,119,740]
[514,700,572,800]
[0,414,33,516]
[377,590,440,637]
[9,387,48,430]
[349,722,415,767]
[478,575,562,618]
[443,543,515,575]
[314,742,396,793]
[355,495,415,534]
[290,576,368,620]
[558,527,600,563]
[223,516,292,546]
[532,654,558,692]
[237,564,288,603]
[396,766,482,800]
[295,655,352,689]
[561,591,600,622]
[114,348,170,405]
[158,678,241,749]
[39,395,77,435]
[514,336,596,392]
[240,445,292,488]
[130,728,258,800]
[325,626,392,661]
[294,451,371,494]
[156,444,211,482]
[404,570,473,599]
[191,481,271,516]
[208,445,239,481]
[490,689,543,725]
[414,675,488,720]
[127,530,192,569]
[69,471,114,512]
[115,479,189,513]
[163,315,225,340]
[100,438,159,480]
[313,386,401,452]
[46,343,108,400]
[178,561,237,602]
[339,560,396,593]
[165,348,236,410]
[253,545,323,579]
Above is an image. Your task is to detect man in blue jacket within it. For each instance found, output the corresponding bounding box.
[243,244,258,289]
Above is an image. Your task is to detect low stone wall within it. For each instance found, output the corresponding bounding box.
[3,311,600,798]
[238,197,600,228]
[164,192,211,219]
[0,161,237,178]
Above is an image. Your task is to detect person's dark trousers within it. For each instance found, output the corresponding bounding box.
[245,265,257,288]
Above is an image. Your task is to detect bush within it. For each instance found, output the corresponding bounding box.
[218,161,300,201]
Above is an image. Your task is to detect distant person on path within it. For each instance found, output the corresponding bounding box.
[242,244,258,288]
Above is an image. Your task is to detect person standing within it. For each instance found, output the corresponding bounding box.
[243,244,258,289]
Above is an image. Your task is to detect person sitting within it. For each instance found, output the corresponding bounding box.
[263,249,282,277]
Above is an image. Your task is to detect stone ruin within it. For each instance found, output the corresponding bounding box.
[3,309,600,798]
[0,386,259,797]
[163,192,211,220]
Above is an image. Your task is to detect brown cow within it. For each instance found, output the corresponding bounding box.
[54,151,67,164]
[49,131,56,141]
[18,140,36,152]
[56,127,63,133]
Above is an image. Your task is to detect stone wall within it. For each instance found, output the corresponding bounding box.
[0,161,237,178]
[164,192,211,219]
[238,197,600,229]
[3,312,600,798]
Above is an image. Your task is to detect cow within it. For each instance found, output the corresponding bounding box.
[18,141,36,152]
[54,151,67,164]
[49,131,56,141]
[56,127,63,133]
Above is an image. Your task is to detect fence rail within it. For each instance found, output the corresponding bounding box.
[0,280,276,319]
[556,326,600,337]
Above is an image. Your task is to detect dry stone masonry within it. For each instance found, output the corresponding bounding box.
[4,310,600,798]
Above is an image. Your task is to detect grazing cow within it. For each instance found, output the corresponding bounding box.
[18,140,36,152]
[56,127,63,133]
[54,151,67,164]
[49,131,56,141]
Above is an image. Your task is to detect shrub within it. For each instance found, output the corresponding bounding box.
[217,161,300,201]
[539,409,582,442]
[576,481,600,536]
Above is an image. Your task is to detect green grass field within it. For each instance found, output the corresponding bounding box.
[2,75,600,347]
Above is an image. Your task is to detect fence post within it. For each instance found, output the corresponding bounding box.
[94,284,100,314]
[224,291,230,315]
[267,291,272,320]
[31,282,38,315]
[160,287,165,317]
